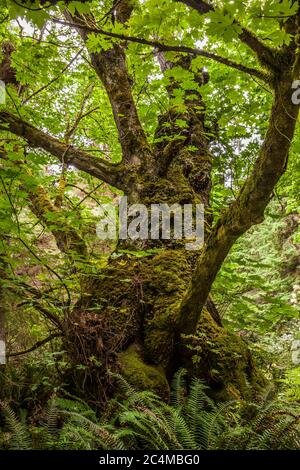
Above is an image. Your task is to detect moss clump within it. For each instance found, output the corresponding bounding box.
[118,344,170,399]
[183,309,266,400]
[139,161,195,206]
[142,250,191,366]
[79,258,142,347]
[140,178,186,205]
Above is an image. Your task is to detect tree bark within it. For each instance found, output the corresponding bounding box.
[1,1,299,406]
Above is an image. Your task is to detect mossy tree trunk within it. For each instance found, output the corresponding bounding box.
[1,1,300,405]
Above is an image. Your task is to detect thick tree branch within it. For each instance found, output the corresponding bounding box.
[178,77,300,336]
[154,52,213,225]
[63,3,152,166]
[0,111,126,189]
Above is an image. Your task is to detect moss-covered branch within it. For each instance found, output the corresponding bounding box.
[178,76,300,336]
[64,2,152,167]
[0,111,126,189]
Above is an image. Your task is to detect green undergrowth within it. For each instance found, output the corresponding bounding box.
[0,370,299,450]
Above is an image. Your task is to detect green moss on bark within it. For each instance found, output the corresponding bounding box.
[182,309,266,400]
[118,343,170,399]
[142,250,191,365]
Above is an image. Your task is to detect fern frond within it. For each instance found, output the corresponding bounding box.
[170,410,197,449]
[170,368,187,409]
[0,401,31,450]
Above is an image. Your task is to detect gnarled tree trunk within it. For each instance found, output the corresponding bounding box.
[1,0,300,406]
[61,50,265,403]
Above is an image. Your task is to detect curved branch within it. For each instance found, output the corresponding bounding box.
[7,332,62,357]
[178,77,300,336]
[0,111,126,189]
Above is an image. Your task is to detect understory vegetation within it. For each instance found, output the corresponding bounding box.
[1,370,300,450]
